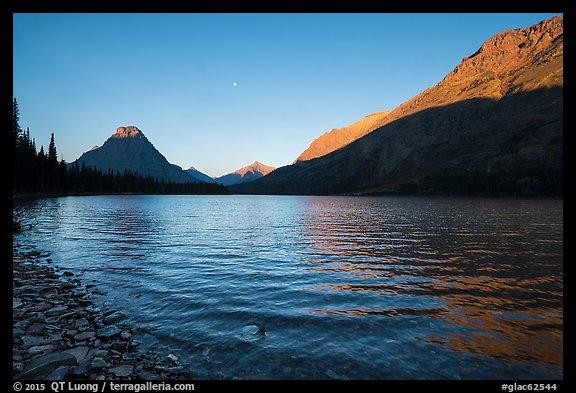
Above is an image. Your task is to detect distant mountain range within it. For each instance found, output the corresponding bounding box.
[185,162,276,185]
[233,16,563,196]
[73,128,275,187]
[72,17,562,196]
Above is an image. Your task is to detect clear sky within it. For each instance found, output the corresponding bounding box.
[13,13,560,178]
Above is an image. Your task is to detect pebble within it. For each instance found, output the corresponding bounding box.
[90,358,109,369]
[46,306,68,316]
[65,346,89,363]
[26,323,46,336]
[32,302,53,312]
[110,364,133,377]
[120,332,132,341]
[75,318,89,327]
[73,331,96,341]
[103,311,127,325]
[98,326,122,340]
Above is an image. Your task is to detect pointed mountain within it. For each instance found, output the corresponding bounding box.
[233,16,563,196]
[215,161,276,186]
[74,126,195,183]
[185,166,214,183]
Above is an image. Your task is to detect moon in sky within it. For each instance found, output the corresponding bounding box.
[233,82,238,87]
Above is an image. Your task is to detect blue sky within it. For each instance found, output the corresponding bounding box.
[13,13,560,177]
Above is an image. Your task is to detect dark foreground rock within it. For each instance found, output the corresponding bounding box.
[13,248,194,380]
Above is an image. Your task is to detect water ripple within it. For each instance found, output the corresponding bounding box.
[14,195,563,380]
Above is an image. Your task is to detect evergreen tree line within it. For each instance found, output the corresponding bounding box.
[12,98,227,195]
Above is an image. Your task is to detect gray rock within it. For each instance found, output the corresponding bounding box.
[44,316,61,324]
[41,288,59,297]
[137,371,161,380]
[21,334,62,348]
[103,311,127,325]
[14,284,39,294]
[57,311,80,322]
[90,349,109,358]
[65,346,89,363]
[13,362,25,374]
[74,331,95,341]
[16,351,77,380]
[120,332,132,341]
[90,358,109,369]
[46,306,68,316]
[44,324,61,333]
[75,318,89,328]
[241,324,266,340]
[167,354,178,363]
[26,344,56,357]
[26,323,46,335]
[73,358,93,375]
[111,341,127,350]
[110,364,133,377]
[32,302,53,312]
[45,366,71,380]
[97,326,122,340]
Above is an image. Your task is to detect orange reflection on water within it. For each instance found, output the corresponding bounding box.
[421,273,563,366]
[300,198,563,369]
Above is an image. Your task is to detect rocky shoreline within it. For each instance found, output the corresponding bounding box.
[13,246,194,380]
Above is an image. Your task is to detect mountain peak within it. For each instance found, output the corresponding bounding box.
[113,126,146,139]
[214,161,276,186]
[74,126,193,183]
[235,161,276,176]
[444,15,562,90]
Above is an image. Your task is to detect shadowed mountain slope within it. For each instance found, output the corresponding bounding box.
[232,16,563,196]
[74,126,196,183]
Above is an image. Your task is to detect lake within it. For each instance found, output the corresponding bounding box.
[13,195,563,379]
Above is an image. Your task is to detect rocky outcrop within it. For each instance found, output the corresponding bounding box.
[215,161,276,186]
[112,126,146,139]
[73,126,196,183]
[233,16,563,196]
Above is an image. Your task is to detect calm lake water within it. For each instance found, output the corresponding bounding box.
[13,195,563,380]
